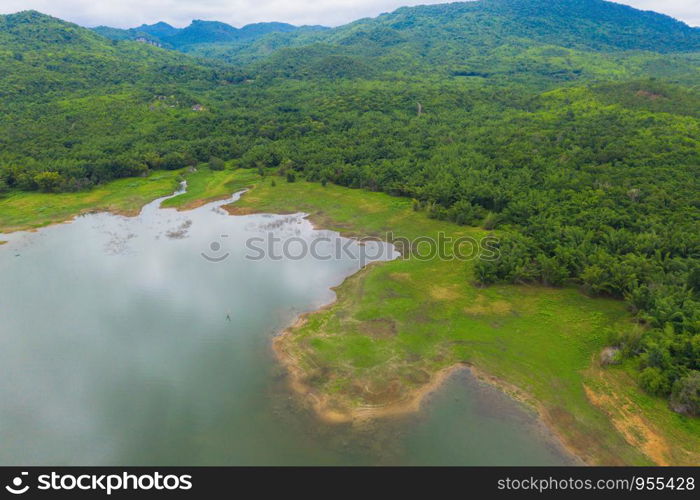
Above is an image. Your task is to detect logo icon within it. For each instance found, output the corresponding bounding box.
[5,472,29,495]
[201,234,230,262]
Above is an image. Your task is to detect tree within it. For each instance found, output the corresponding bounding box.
[33,172,64,192]
[538,254,568,286]
[161,153,190,170]
[671,371,700,416]
[209,157,225,171]
[447,200,482,226]
[689,266,700,295]
[638,366,671,396]
[581,264,612,295]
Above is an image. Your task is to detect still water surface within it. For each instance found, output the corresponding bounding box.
[0,188,572,465]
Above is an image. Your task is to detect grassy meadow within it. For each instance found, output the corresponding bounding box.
[0,166,259,233]
[227,171,700,466]
[160,166,259,210]
[0,171,181,233]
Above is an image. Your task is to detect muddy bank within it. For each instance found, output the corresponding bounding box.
[273,315,583,463]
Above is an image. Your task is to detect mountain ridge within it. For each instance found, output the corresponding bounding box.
[87,0,700,61]
[93,17,326,50]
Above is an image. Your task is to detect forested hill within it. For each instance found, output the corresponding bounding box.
[0,11,225,99]
[97,0,700,58]
[309,0,700,53]
[178,0,700,83]
[0,1,699,415]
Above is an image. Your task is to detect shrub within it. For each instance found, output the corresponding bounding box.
[670,371,700,416]
[638,366,671,396]
[33,171,64,192]
[209,157,225,171]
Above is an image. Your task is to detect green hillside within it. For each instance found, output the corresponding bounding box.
[0,0,698,433]
[186,0,700,82]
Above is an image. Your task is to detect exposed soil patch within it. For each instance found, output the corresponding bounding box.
[224,204,262,216]
[429,285,460,301]
[464,295,513,315]
[401,367,431,385]
[635,90,665,100]
[583,384,670,466]
[357,379,404,405]
[359,318,397,338]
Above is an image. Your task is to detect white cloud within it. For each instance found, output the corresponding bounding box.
[619,0,700,27]
[0,0,697,28]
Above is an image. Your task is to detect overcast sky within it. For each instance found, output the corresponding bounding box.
[0,0,697,28]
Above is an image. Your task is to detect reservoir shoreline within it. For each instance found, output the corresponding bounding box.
[0,180,632,465]
[271,284,583,464]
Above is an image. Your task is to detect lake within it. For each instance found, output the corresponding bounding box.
[0,187,573,465]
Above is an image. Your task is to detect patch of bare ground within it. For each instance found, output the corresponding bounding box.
[429,285,461,301]
[223,203,268,216]
[464,295,513,315]
[274,333,586,462]
[388,272,411,282]
[583,383,671,466]
[173,194,234,211]
[583,362,699,466]
[636,90,665,100]
[359,318,397,338]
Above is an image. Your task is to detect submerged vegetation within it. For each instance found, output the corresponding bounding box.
[0,0,699,433]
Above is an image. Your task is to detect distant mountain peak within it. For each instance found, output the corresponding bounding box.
[134,21,181,38]
[92,17,305,49]
[139,21,175,28]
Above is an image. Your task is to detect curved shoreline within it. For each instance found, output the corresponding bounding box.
[229,191,588,463]
[0,181,189,237]
[272,306,584,463]
[229,193,585,463]
[0,205,142,236]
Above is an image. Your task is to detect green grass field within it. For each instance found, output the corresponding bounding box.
[0,171,182,233]
[228,173,700,466]
[0,166,260,233]
[160,166,259,210]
